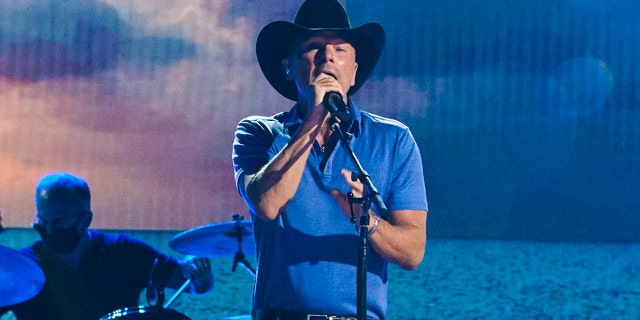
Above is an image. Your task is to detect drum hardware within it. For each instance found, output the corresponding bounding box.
[101,259,193,319]
[0,245,45,307]
[101,275,192,319]
[142,257,192,318]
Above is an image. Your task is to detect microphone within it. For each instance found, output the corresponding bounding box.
[323,92,353,123]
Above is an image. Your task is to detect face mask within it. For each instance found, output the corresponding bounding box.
[34,223,83,254]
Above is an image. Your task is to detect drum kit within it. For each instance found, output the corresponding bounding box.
[1,214,255,320]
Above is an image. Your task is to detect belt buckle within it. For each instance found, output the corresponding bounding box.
[307,314,358,320]
[306,315,358,320]
[306,315,343,320]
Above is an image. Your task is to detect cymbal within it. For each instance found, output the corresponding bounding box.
[0,245,45,307]
[170,220,256,257]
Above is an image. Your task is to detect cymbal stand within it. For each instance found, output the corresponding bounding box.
[231,214,256,277]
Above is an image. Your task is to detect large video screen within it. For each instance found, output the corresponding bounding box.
[1,1,638,241]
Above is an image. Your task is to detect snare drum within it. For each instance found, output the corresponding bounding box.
[99,306,191,320]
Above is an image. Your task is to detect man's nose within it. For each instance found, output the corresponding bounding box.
[317,45,336,63]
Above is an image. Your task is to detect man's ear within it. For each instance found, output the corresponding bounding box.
[351,62,358,86]
[282,59,293,81]
[80,210,93,229]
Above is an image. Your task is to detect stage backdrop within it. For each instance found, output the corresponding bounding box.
[0,0,638,242]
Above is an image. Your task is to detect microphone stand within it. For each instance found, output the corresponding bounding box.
[330,120,389,320]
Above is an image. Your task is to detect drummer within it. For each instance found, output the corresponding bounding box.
[0,172,214,320]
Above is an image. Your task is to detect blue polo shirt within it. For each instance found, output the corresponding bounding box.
[233,102,427,320]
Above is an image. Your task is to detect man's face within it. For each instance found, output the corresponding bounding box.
[286,31,358,97]
[33,196,88,254]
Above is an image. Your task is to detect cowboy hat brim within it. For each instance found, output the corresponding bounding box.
[256,20,385,101]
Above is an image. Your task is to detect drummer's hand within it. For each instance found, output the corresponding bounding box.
[180,256,214,294]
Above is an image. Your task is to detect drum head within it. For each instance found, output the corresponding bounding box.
[100,307,191,320]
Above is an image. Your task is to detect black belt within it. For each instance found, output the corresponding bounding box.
[254,309,368,320]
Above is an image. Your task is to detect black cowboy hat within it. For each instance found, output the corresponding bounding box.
[256,0,385,101]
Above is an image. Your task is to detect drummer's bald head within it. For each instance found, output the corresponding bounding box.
[35,173,91,211]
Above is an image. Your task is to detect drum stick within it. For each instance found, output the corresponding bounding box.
[163,278,191,309]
